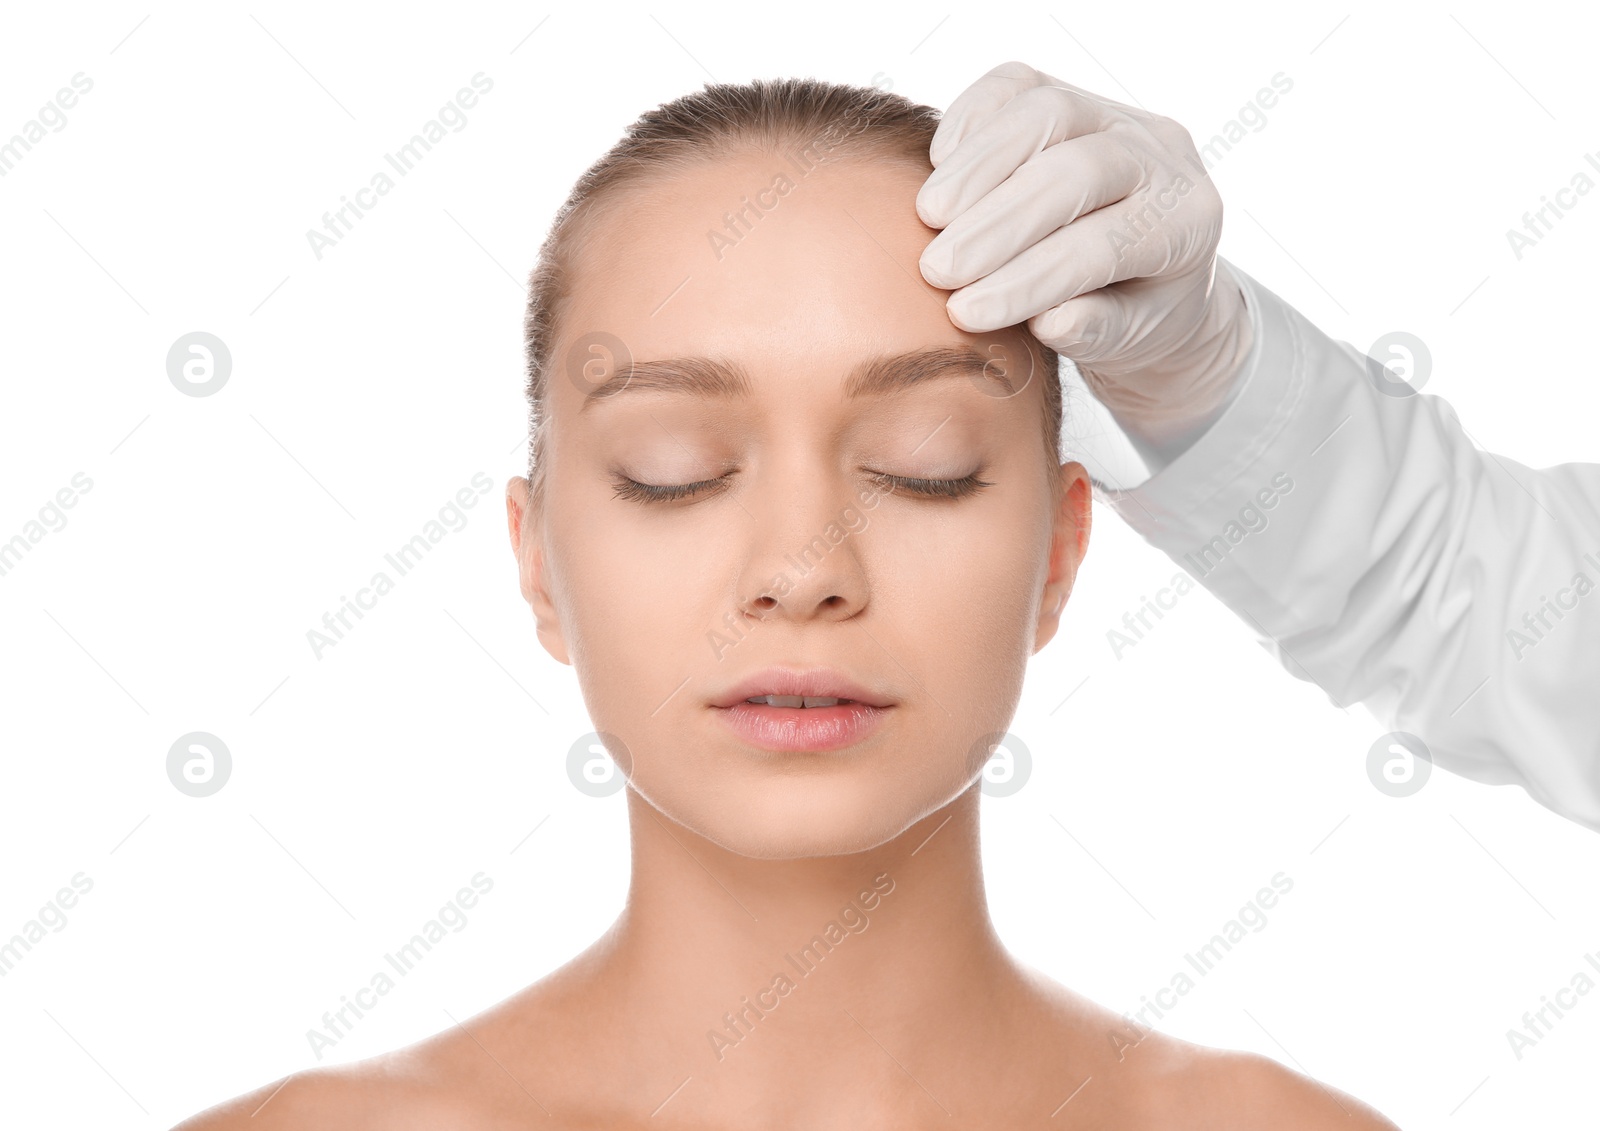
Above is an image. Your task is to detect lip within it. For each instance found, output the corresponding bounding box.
[709,667,894,710]
[715,700,889,753]
[709,666,894,754]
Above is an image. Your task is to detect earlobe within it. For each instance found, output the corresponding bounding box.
[536,620,572,667]
[505,476,573,667]
[527,553,574,667]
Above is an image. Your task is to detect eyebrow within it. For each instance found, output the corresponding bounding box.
[577,344,1018,412]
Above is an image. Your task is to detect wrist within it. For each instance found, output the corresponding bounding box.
[1083,273,1255,448]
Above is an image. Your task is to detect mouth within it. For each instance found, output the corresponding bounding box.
[710,668,894,752]
[714,698,891,753]
[710,667,894,711]
[740,695,860,708]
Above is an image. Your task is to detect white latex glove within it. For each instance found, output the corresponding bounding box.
[916,60,1255,452]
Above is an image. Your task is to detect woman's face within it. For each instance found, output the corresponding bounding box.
[508,150,1091,858]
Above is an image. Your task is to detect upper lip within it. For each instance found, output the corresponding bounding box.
[711,667,894,709]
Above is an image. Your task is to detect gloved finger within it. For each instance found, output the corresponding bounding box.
[929,60,1142,170]
[920,129,1145,290]
[1025,285,1127,360]
[929,60,1047,169]
[944,198,1202,332]
[1028,275,1195,365]
[919,84,1121,231]
[1037,269,1217,375]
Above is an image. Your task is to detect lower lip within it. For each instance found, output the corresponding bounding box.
[714,701,890,753]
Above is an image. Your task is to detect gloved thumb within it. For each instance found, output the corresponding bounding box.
[1027,287,1126,366]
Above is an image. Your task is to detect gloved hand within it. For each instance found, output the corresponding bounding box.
[916,60,1255,451]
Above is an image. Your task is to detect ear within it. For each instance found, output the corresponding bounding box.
[505,476,571,666]
[1034,461,1092,653]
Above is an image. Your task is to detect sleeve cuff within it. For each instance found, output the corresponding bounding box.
[1115,256,1265,474]
[1095,257,1314,538]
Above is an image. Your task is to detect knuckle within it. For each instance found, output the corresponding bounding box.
[1149,113,1195,151]
[985,59,1049,90]
[990,59,1043,84]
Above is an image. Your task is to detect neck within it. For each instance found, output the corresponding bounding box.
[576,782,1032,1118]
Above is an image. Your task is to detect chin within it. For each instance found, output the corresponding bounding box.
[644,770,961,860]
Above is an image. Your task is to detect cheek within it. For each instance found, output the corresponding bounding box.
[864,498,1048,763]
[872,493,1046,646]
[547,493,736,707]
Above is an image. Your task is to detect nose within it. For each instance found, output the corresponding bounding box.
[733,465,873,625]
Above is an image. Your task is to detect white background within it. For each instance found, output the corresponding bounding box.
[1,1,1597,1128]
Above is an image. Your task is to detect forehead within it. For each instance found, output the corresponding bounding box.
[555,152,1025,395]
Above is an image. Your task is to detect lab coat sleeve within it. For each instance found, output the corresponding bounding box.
[1090,256,1600,832]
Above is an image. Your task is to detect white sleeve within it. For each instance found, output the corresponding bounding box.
[1084,256,1600,833]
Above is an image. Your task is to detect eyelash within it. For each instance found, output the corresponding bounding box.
[609,469,994,504]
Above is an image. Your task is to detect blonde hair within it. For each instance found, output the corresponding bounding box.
[522,76,1064,506]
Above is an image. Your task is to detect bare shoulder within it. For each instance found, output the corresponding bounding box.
[1011,971,1401,1129]
[167,1050,490,1131]
[167,1010,572,1131]
[1127,1036,1403,1130]
[169,933,632,1131]
[168,1060,413,1131]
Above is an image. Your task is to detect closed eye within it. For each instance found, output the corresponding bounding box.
[609,473,731,504]
[868,471,993,499]
[608,469,993,504]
